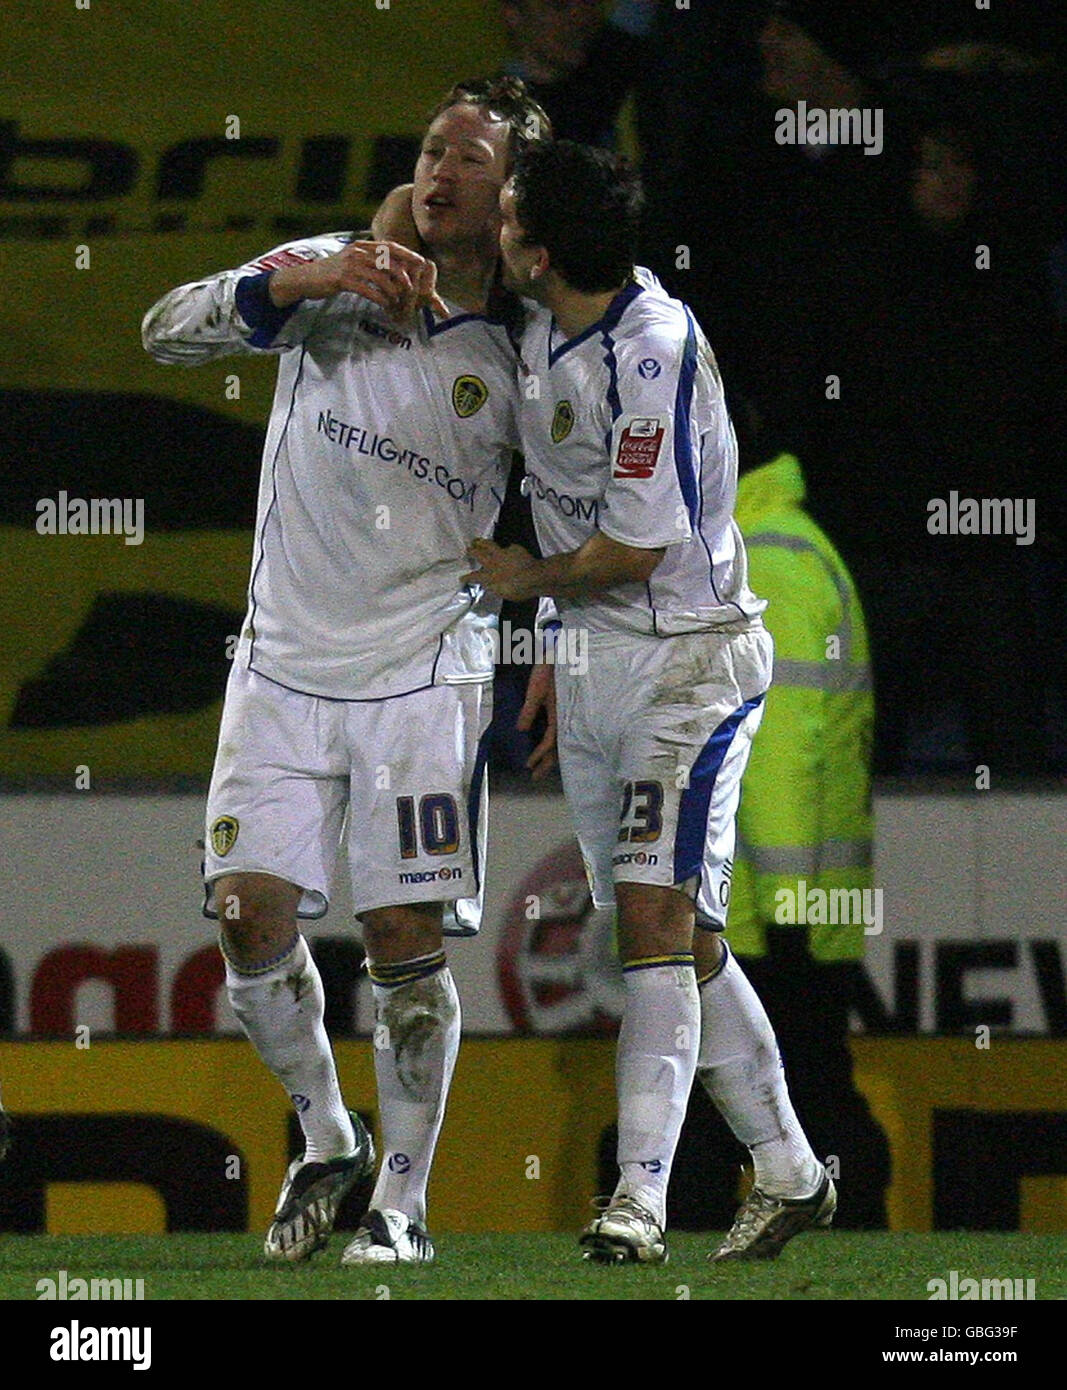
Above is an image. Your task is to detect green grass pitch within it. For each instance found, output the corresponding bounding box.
[2,1233,1064,1300]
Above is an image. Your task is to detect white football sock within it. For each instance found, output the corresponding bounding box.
[696,942,822,1198]
[614,957,700,1227]
[224,934,355,1164]
[366,955,460,1225]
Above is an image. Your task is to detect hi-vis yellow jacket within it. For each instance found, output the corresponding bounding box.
[728,454,874,961]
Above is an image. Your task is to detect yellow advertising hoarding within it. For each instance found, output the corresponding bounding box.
[1,0,505,774]
[1,1039,1064,1234]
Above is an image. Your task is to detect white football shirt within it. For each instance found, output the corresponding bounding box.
[518,268,765,635]
[143,234,519,699]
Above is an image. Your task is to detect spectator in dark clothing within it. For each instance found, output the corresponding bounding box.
[639,1,1065,773]
[831,108,1067,774]
[493,1,1065,771]
[641,3,912,503]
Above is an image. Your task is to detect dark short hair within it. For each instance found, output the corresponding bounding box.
[510,139,643,292]
[429,77,552,167]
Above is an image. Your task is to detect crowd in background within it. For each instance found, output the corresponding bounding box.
[493,0,1067,777]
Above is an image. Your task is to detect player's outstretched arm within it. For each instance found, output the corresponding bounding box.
[141,236,334,366]
[141,235,443,365]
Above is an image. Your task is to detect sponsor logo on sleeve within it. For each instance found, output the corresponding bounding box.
[551,400,575,443]
[452,375,489,418]
[250,248,316,272]
[613,417,664,479]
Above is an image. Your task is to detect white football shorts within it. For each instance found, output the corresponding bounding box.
[203,660,491,933]
[554,622,772,931]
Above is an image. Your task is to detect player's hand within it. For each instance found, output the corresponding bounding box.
[409,254,450,321]
[269,241,447,319]
[462,539,541,602]
[370,188,449,320]
[518,661,558,781]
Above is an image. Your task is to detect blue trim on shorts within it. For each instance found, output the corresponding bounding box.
[673,693,765,883]
[465,714,492,894]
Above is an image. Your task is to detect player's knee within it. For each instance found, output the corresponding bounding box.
[616,882,693,961]
[362,901,443,965]
[215,873,300,965]
[692,929,725,979]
